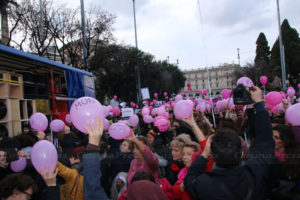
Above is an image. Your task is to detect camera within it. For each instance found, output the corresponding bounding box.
[233,84,254,105]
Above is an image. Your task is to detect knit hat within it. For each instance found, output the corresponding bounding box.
[147,130,156,137]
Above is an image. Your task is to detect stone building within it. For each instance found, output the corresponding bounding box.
[183,64,240,97]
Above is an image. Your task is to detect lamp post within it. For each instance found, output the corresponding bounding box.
[276,0,287,90]
[132,0,141,104]
[80,0,88,71]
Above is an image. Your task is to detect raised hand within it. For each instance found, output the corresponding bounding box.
[40,165,58,187]
[84,117,104,146]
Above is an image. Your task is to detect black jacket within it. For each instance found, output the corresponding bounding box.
[185,102,275,200]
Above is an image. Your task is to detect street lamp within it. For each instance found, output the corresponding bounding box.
[132,0,142,105]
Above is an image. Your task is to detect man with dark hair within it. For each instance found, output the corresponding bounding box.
[185,86,275,200]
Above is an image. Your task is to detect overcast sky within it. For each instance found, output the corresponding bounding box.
[57,0,300,71]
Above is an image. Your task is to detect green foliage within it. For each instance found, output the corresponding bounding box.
[255,32,270,64]
[89,44,186,103]
[270,19,300,87]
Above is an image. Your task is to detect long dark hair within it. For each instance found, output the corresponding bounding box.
[273,125,300,179]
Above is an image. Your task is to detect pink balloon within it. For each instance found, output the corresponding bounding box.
[151,108,158,116]
[153,116,166,126]
[171,102,176,108]
[31,140,58,174]
[109,123,131,140]
[142,107,150,116]
[162,101,166,104]
[165,96,169,100]
[112,107,121,115]
[277,103,284,112]
[298,83,300,89]
[164,92,168,96]
[70,97,104,134]
[199,103,206,113]
[260,76,268,85]
[50,119,65,132]
[194,100,198,105]
[154,93,158,98]
[155,118,170,132]
[206,103,212,111]
[103,106,109,117]
[11,156,26,172]
[153,100,157,105]
[243,106,247,113]
[189,97,193,101]
[65,114,72,124]
[286,103,300,126]
[136,105,139,109]
[271,106,278,114]
[222,89,230,99]
[174,100,194,119]
[165,104,171,109]
[113,96,117,101]
[118,120,128,126]
[203,89,207,95]
[104,119,110,131]
[237,77,254,87]
[149,106,153,110]
[107,105,113,112]
[266,103,273,110]
[280,91,287,99]
[30,112,48,132]
[175,94,183,102]
[265,92,283,106]
[129,114,139,127]
[287,87,295,97]
[157,106,166,116]
[143,115,153,124]
[198,89,202,95]
[162,112,170,120]
[180,92,185,97]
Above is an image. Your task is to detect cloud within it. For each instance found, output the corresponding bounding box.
[54,0,300,70]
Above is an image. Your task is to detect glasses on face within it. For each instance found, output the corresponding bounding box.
[20,190,32,200]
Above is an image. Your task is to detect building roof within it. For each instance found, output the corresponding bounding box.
[0,44,93,76]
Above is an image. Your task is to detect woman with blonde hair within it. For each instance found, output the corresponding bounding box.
[166,134,194,185]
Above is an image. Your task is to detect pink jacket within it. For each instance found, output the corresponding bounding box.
[127,146,159,184]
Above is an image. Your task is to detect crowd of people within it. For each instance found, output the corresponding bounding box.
[0,86,300,200]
